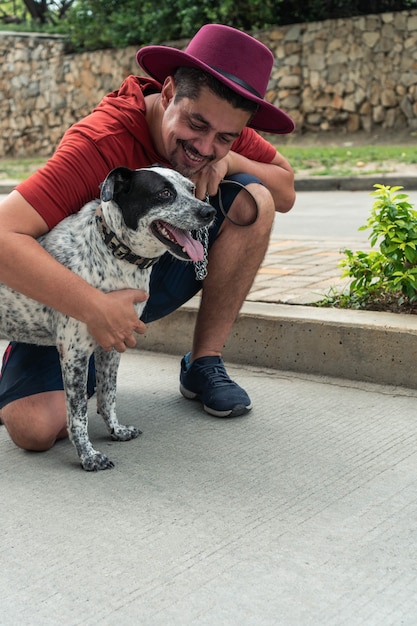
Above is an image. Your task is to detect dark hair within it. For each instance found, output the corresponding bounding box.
[173,66,259,118]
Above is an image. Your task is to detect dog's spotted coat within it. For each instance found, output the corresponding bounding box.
[0,166,215,470]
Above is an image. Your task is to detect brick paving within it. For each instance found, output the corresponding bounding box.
[249,237,371,305]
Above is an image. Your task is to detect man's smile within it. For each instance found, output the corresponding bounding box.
[180,141,212,165]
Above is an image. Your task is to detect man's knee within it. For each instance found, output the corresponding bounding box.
[226,182,275,235]
[1,391,67,451]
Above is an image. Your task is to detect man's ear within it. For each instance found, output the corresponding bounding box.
[161,76,175,109]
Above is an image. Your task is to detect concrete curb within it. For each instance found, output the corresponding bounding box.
[295,174,417,191]
[0,182,19,194]
[140,298,417,390]
[2,175,417,195]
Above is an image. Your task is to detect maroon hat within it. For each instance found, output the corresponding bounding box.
[136,24,295,135]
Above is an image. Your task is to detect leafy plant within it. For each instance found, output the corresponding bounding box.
[320,184,417,311]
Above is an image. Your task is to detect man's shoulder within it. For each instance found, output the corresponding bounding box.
[97,75,161,113]
[65,75,159,143]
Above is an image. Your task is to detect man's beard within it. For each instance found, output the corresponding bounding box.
[169,140,215,178]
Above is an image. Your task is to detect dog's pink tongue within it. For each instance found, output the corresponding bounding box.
[165,225,204,261]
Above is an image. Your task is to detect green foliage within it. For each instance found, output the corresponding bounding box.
[49,0,283,51]
[273,0,417,24]
[2,0,417,50]
[0,0,74,25]
[324,185,417,310]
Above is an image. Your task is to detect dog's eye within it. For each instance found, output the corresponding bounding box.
[158,188,174,199]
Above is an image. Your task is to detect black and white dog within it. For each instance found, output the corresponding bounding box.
[0,166,215,470]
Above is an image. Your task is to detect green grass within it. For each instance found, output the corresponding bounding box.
[0,158,46,182]
[1,144,417,182]
[277,145,417,177]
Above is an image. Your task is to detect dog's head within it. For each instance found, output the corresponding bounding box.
[99,166,216,262]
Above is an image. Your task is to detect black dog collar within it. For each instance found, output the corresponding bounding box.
[95,206,159,268]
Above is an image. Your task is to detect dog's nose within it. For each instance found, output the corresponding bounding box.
[199,205,216,220]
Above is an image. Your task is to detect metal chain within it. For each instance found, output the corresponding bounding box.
[193,225,209,281]
[192,183,259,281]
[193,190,210,280]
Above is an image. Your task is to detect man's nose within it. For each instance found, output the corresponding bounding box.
[193,134,216,158]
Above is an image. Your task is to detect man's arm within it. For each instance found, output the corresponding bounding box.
[225,149,295,213]
[194,149,295,213]
[0,191,148,352]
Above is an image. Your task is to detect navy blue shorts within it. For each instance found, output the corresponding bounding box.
[0,174,261,408]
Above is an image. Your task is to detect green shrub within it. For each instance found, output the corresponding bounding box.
[320,184,417,311]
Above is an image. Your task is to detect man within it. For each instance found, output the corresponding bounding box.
[0,24,295,452]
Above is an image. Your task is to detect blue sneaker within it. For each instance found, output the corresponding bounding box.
[179,352,252,417]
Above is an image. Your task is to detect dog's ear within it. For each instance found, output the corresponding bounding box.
[100,167,134,202]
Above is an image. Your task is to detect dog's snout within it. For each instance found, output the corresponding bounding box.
[199,204,216,221]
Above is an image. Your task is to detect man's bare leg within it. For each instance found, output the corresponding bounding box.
[0,391,67,451]
[192,183,275,360]
[179,183,275,417]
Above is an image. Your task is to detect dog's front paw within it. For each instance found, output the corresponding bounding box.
[110,425,142,442]
[81,452,115,471]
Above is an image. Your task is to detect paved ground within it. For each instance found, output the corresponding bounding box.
[250,236,355,306]
[2,178,417,625]
[2,344,417,625]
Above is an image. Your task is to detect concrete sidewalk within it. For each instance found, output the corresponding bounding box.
[2,344,417,625]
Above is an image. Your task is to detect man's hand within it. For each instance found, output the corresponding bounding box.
[85,288,148,353]
[192,156,231,199]
[193,149,296,213]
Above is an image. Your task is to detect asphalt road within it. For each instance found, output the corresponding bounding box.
[2,189,417,243]
[273,189,417,241]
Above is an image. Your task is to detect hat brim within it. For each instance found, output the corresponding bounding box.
[136,46,295,135]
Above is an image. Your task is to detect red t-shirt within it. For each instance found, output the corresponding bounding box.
[17,75,277,230]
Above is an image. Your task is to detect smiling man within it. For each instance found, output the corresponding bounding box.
[0,24,295,453]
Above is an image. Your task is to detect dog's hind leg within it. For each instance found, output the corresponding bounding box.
[94,347,142,442]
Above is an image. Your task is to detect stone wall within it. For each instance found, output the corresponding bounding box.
[1,10,417,157]
[0,33,139,157]
[259,10,417,136]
